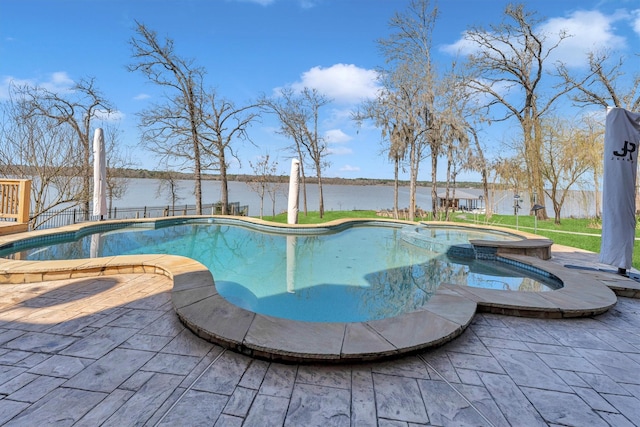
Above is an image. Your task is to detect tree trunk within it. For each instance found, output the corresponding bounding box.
[393,157,399,220]
[470,128,491,220]
[431,152,438,220]
[532,118,548,220]
[482,173,490,221]
[259,185,264,218]
[300,162,308,216]
[553,202,561,224]
[271,192,276,217]
[408,141,417,221]
[444,157,452,221]
[296,146,308,216]
[219,157,229,215]
[193,137,203,215]
[317,171,324,218]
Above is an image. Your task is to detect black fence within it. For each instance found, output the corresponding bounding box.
[31,202,249,230]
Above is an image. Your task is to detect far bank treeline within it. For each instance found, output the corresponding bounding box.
[112,167,489,189]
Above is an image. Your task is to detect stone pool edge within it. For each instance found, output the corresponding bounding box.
[0,216,634,363]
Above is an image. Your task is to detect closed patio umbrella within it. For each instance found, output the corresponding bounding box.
[599,107,640,275]
[287,159,300,225]
[93,128,107,220]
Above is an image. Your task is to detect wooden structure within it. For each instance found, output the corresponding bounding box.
[436,189,482,212]
[0,179,31,235]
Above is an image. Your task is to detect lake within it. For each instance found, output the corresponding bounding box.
[114,178,597,218]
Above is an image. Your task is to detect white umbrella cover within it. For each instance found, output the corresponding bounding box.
[93,128,107,220]
[287,159,300,225]
[599,107,640,271]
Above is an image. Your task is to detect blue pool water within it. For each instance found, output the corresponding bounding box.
[0,219,562,322]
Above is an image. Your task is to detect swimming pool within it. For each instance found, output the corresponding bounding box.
[0,218,562,323]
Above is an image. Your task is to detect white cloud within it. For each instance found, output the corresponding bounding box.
[324,129,351,144]
[0,72,74,100]
[299,0,318,9]
[0,76,29,99]
[540,10,626,67]
[133,93,151,101]
[40,71,74,93]
[340,164,360,172]
[229,0,316,7]
[632,9,640,36]
[441,9,628,69]
[440,32,477,56]
[290,64,381,105]
[231,0,275,6]
[95,109,125,122]
[327,146,353,155]
[325,129,354,155]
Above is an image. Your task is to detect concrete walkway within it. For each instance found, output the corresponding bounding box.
[0,262,639,425]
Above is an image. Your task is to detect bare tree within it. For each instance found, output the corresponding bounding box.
[0,93,84,228]
[467,127,492,218]
[560,49,636,219]
[493,156,526,198]
[14,78,112,219]
[443,62,493,219]
[262,87,331,217]
[200,91,260,214]
[540,117,592,223]
[266,176,285,218]
[576,114,605,218]
[561,49,640,111]
[461,3,580,220]
[1,79,122,227]
[261,89,309,216]
[376,0,440,221]
[156,170,183,214]
[129,22,207,214]
[434,68,477,221]
[103,125,132,216]
[300,88,331,218]
[247,153,280,218]
[353,88,409,219]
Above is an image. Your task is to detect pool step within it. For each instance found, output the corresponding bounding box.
[400,227,469,253]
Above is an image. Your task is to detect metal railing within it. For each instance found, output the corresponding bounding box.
[32,202,249,230]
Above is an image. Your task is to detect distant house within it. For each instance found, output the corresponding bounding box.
[436,189,483,212]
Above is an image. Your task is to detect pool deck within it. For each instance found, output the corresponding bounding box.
[0,251,638,425]
[1,220,640,424]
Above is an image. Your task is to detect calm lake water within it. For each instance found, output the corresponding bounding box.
[114,178,597,218]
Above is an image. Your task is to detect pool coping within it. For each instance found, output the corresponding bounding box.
[0,216,634,363]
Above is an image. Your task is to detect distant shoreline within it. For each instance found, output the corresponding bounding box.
[111,168,487,189]
[4,165,489,188]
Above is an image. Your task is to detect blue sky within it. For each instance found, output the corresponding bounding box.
[1,0,639,181]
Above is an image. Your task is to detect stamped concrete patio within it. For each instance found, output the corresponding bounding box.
[0,247,639,425]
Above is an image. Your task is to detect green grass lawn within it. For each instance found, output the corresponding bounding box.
[262,210,379,224]
[259,210,640,270]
